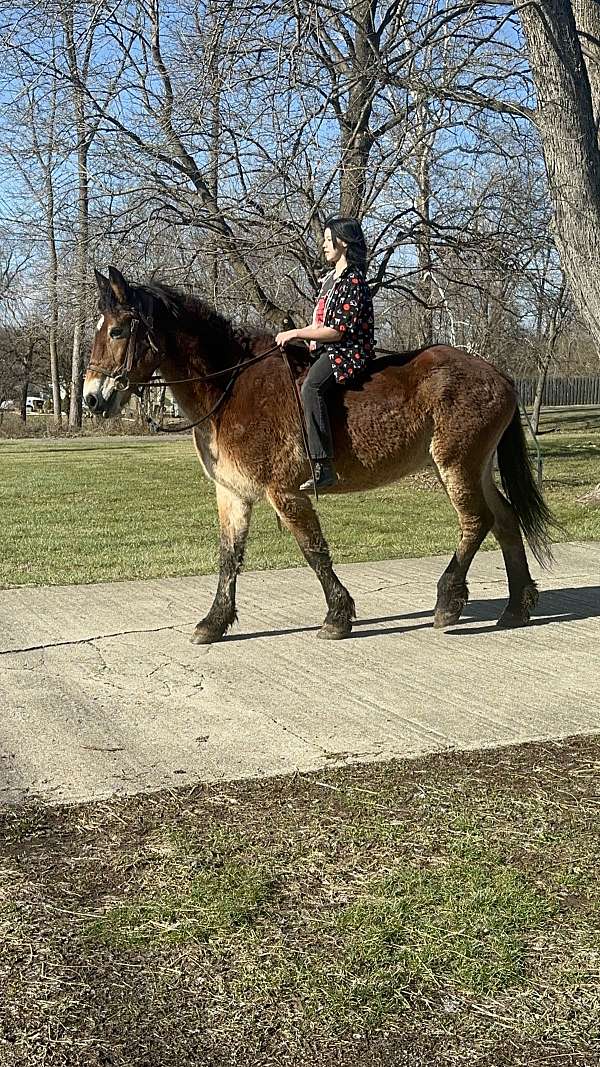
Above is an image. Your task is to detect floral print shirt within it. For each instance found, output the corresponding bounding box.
[313,266,375,384]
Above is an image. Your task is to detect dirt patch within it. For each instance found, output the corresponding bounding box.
[1,735,599,1066]
[578,483,600,506]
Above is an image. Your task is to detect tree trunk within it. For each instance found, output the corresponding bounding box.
[63,6,91,430]
[19,379,29,423]
[518,0,600,350]
[339,0,377,217]
[68,127,89,429]
[46,167,62,427]
[49,327,61,424]
[206,3,222,302]
[413,108,434,346]
[572,0,600,130]
[531,357,551,435]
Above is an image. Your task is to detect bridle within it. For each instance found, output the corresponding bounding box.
[87,305,283,396]
[85,306,319,489]
[87,308,158,394]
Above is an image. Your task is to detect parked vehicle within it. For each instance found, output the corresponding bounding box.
[0,394,46,413]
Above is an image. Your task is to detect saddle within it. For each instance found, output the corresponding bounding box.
[282,332,418,389]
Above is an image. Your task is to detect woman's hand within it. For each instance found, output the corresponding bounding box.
[275,328,299,347]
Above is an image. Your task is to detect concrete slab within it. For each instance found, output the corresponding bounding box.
[1,542,599,806]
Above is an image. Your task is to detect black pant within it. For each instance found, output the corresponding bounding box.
[300,351,337,461]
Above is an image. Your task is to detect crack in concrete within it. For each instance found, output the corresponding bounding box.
[0,624,181,658]
[261,712,329,756]
[87,642,111,673]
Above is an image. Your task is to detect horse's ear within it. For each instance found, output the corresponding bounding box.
[108,265,131,306]
[94,269,111,303]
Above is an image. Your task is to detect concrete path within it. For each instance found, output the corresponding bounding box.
[1,542,599,806]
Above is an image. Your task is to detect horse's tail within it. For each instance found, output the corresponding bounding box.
[496,410,557,568]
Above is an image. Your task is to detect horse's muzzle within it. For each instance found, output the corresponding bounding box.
[83,376,125,418]
[84,390,101,412]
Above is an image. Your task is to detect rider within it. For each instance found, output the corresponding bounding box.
[275,215,375,491]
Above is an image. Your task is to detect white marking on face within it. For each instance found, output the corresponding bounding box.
[82,378,97,402]
[96,314,105,332]
[101,377,116,401]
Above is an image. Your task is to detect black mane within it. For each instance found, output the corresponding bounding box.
[133,282,272,364]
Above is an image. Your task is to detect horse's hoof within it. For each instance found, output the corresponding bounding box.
[190,627,223,645]
[496,612,529,630]
[433,611,461,629]
[317,622,352,640]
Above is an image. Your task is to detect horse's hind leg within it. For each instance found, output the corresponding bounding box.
[268,488,356,639]
[191,484,252,645]
[482,464,539,628]
[432,464,494,628]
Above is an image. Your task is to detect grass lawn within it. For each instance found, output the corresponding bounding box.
[1,735,598,1066]
[0,427,599,587]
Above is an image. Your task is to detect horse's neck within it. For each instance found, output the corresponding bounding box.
[159,335,206,379]
[163,308,241,375]
[158,323,228,418]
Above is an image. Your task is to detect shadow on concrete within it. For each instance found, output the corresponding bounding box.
[446,585,600,636]
[221,585,600,642]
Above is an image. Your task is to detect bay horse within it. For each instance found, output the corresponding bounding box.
[84,266,555,643]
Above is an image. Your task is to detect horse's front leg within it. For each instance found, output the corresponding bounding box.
[191,484,253,645]
[268,488,355,639]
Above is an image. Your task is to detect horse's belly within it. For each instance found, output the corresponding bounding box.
[333,408,433,491]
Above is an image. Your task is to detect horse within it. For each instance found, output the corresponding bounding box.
[84,265,555,644]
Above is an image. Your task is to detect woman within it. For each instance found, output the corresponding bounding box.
[275,215,375,491]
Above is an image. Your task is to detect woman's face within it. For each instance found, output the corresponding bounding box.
[322,227,346,264]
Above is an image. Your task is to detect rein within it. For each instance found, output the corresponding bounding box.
[87,309,319,489]
[143,344,283,435]
[143,346,280,389]
[141,345,276,433]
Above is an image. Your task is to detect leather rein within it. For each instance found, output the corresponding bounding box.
[87,308,319,492]
[87,308,282,430]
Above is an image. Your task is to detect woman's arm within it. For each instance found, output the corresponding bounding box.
[275,323,342,347]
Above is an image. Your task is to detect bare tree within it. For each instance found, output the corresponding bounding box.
[516,0,600,352]
[5,62,65,425]
[2,0,599,397]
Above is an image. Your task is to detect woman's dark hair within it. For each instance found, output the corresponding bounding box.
[324,215,368,274]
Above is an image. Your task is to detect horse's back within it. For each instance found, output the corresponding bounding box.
[322,343,517,489]
[366,343,514,392]
[349,344,516,423]
[228,342,517,494]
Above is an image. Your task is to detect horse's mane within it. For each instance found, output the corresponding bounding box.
[133,282,272,364]
[117,279,432,376]
[371,345,429,370]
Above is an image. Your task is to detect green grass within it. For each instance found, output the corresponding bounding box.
[86,861,275,947]
[0,429,599,588]
[1,738,599,1065]
[533,404,600,434]
[84,830,550,997]
[332,854,551,996]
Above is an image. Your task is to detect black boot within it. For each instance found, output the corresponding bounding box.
[300,460,338,492]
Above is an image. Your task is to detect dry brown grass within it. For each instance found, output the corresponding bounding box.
[1,735,599,1066]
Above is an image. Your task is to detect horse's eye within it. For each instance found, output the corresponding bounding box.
[109,326,125,339]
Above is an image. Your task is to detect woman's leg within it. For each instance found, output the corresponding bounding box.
[300,352,337,460]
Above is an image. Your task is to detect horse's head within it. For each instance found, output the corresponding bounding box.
[84,266,162,417]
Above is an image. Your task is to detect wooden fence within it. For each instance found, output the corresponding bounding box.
[514,376,600,407]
